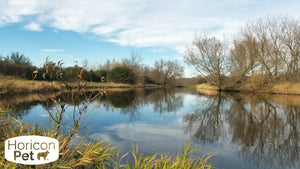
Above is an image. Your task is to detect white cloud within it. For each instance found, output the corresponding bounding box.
[1,0,300,52]
[24,22,42,31]
[41,49,64,52]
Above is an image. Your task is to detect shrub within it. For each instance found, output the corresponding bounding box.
[0,62,36,80]
[107,66,136,84]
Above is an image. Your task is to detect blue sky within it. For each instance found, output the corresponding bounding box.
[1,0,300,77]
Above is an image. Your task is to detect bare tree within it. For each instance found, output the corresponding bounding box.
[230,35,259,84]
[148,59,184,85]
[279,17,300,78]
[242,19,276,79]
[185,35,226,91]
[163,60,184,85]
[148,59,165,84]
[122,51,142,69]
[240,16,300,81]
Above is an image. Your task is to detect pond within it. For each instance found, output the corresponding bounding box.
[1,88,300,169]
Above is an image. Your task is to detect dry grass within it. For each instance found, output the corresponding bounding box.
[196,84,218,90]
[270,82,300,95]
[0,76,157,95]
[83,82,132,89]
[0,76,60,95]
[196,81,300,96]
[239,81,300,95]
[196,84,218,95]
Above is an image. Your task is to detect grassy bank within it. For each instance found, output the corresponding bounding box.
[0,76,159,95]
[196,81,300,95]
[0,76,61,95]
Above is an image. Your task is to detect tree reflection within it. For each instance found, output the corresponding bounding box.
[1,103,36,120]
[145,88,184,114]
[102,88,184,119]
[183,93,300,168]
[0,93,52,119]
[2,88,187,121]
[105,90,136,108]
[183,94,224,143]
[227,96,300,168]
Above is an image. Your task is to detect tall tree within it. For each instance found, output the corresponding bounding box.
[240,16,300,80]
[230,35,259,84]
[185,36,226,91]
[242,18,281,79]
[279,17,300,77]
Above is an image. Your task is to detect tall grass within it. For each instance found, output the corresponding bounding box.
[0,75,61,95]
[126,142,213,169]
[0,119,117,169]
[0,116,213,169]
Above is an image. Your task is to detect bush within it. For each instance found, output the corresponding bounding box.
[107,66,136,84]
[0,62,36,80]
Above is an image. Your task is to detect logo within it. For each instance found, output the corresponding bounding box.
[5,136,59,165]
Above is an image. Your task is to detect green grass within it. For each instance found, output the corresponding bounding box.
[126,142,213,169]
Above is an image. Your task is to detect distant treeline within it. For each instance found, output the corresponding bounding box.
[0,52,185,85]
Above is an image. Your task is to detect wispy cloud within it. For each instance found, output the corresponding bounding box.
[1,0,300,52]
[24,22,42,31]
[41,49,64,52]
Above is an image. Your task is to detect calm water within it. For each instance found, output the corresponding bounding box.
[2,88,300,169]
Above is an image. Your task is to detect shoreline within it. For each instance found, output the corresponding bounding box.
[196,82,300,96]
[2,75,300,96]
[0,76,160,95]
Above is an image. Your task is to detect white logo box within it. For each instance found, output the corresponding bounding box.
[5,136,59,165]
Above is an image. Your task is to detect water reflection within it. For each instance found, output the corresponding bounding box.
[0,93,52,119]
[145,88,184,114]
[183,94,224,143]
[228,96,300,168]
[182,93,300,168]
[99,88,185,115]
[1,88,186,119]
[105,90,136,108]
[1,88,300,169]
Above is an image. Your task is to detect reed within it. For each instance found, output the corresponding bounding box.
[0,118,213,168]
[126,141,213,169]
